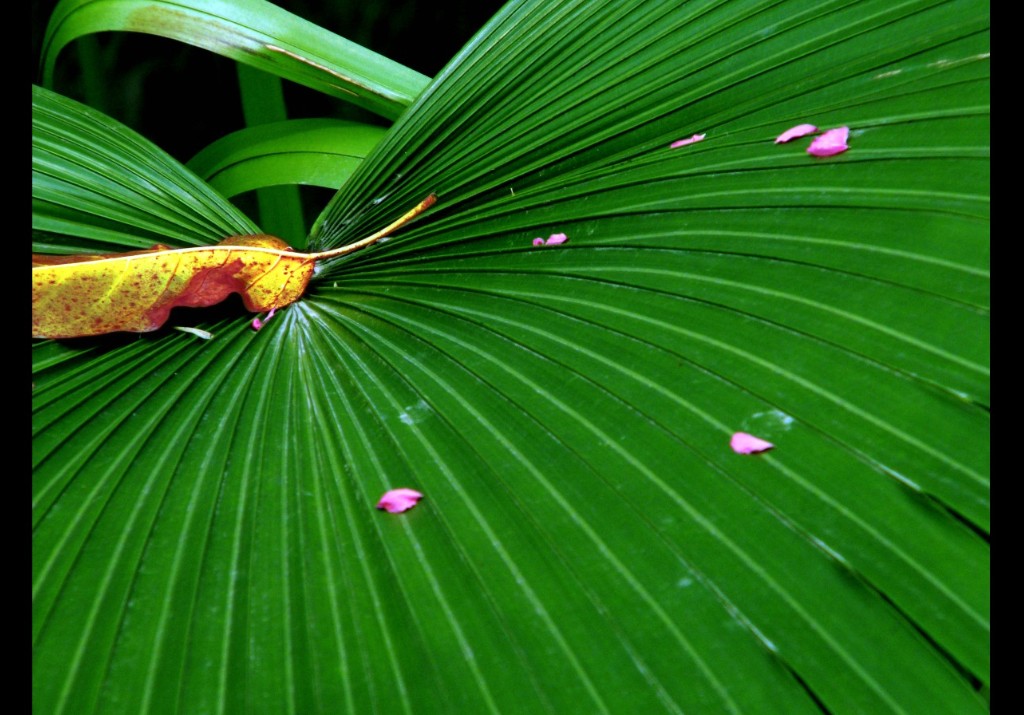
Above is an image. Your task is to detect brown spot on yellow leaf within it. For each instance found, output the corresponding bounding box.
[32,194,436,339]
[32,238,313,338]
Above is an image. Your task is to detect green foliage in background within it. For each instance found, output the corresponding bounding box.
[34,1,989,713]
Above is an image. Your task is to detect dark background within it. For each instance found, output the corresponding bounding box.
[33,1,508,164]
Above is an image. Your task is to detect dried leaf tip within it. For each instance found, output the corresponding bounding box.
[807,126,850,157]
[670,133,706,148]
[774,123,818,143]
[377,488,424,513]
[730,432,774,454]
[252,307,277,331]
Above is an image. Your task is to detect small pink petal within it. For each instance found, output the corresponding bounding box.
[730,432,775,454]
[774,123,818,144]
[376,488,424,513]
[670,133,706,148]
[532,237,546,246]
[251,307,277,331]
[545,233,568,246]
[807,126,850,157]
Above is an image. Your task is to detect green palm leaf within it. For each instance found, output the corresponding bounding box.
[33,0,989,713]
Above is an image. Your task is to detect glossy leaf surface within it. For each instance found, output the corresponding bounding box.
[33,1,989,713]
[40,0,428,119]
[32,84,260,256]
[187,119,387,197]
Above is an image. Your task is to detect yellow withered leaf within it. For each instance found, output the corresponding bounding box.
[33,236,314,338]
[32,194,436,339]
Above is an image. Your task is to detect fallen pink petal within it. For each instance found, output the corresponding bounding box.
[774,123,818,144]
[377,488,424,513]
[730,432,775,454]
[251,307,276,331]
[545,233,569,246]
[807,126,850,157]
[532,237,546,246]
[670,133,706,148]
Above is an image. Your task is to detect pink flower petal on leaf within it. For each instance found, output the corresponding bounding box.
[670,133,706,148]
[730,432,775,454]
[376,488,424,513]
[545,233,568,246]
[807,126,850,157]
[774,123,818,144]
[532,237,546,246]
[251,307,277,331]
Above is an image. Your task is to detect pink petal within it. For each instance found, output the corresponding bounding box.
[807,126,850,157]
[730,432,775,454]
[774,123,818,144]
[252,307,277,331]
[670,133,706,148]
[376,488,424,513]
[545,233,568,246]
[532,237,546,246]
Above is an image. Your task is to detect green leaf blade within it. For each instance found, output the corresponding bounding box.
[41,0,429,119]
[34,0,988,712]
[187,118,387,197]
